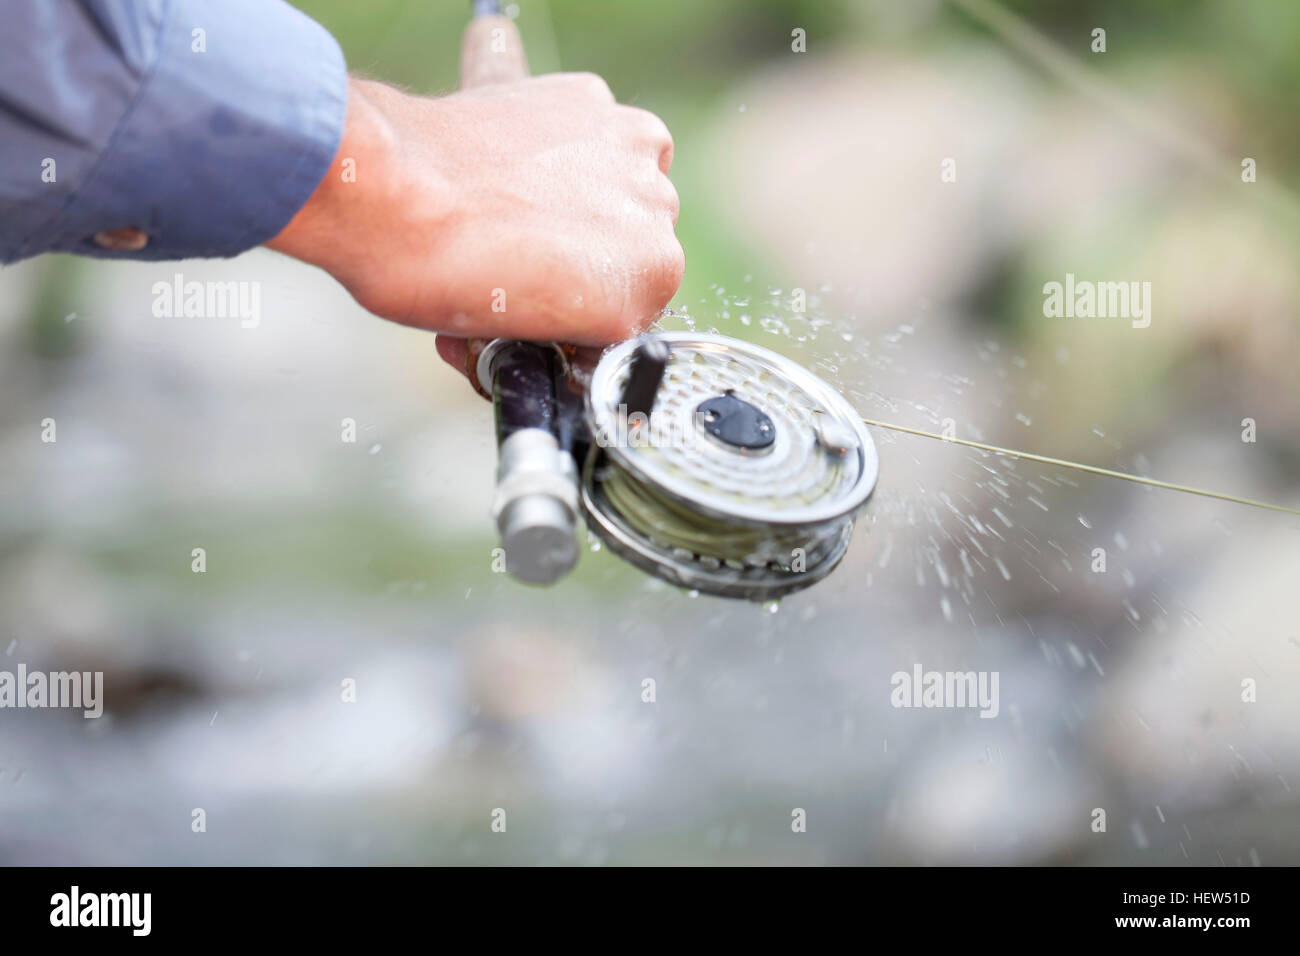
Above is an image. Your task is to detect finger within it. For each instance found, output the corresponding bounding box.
[631,236,685,329]
[659,234,686,304]
[436,334,469,378]
[534,71,616,103]
[662,176,680,225]
[620,106,674,174]
[632,163,679,224]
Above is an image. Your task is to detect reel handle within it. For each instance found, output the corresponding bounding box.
[459,3,581,586]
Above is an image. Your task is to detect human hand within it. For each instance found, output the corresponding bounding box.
[267,75,683,377]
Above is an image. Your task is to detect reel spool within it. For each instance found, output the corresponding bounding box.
[580,333,878,600]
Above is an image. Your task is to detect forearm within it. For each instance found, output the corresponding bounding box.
[0,0,347,264]
[266,78,450,311]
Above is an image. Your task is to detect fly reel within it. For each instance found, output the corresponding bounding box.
[477,332,879,601]
[582,333,878,599]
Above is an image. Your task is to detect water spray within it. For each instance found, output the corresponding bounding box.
[457,2,1297,601]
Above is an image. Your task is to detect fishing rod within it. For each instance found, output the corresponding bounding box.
[456,2,878,600]
[455,2,1297,602]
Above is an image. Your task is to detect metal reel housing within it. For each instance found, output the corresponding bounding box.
[582,332,879,600]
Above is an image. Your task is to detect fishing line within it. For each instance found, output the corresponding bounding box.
[859,417,1300,518]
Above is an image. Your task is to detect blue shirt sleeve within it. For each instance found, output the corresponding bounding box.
[0,0,348,263]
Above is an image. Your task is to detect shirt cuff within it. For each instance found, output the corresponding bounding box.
[28,0,348,262]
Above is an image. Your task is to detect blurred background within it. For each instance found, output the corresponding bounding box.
[1,0,1297,864]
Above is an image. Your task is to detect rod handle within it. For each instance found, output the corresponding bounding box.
[460,12,529,89]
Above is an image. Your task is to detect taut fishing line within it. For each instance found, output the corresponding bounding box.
[858,418,1300,518]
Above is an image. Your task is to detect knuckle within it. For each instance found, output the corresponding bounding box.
[570,71,614,101]
[659,139,675,174]
[623,106,672,145]
[646,175,679,222]
[649,239,685,303]
[666,240,686,289]
[620,106,674,172]
[665,182,681,222]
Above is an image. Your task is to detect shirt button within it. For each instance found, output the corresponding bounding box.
[92,227,149,251]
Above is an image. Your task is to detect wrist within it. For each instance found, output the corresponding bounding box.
[266,78,402,282]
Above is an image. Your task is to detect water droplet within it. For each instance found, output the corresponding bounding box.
[761,599,780,615]
[1130,819,1149,849]
[368,443,382,455]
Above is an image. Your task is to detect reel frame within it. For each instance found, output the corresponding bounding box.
[577,332,880,601]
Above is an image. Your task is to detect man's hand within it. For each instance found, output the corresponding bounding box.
[267,75,683,377]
